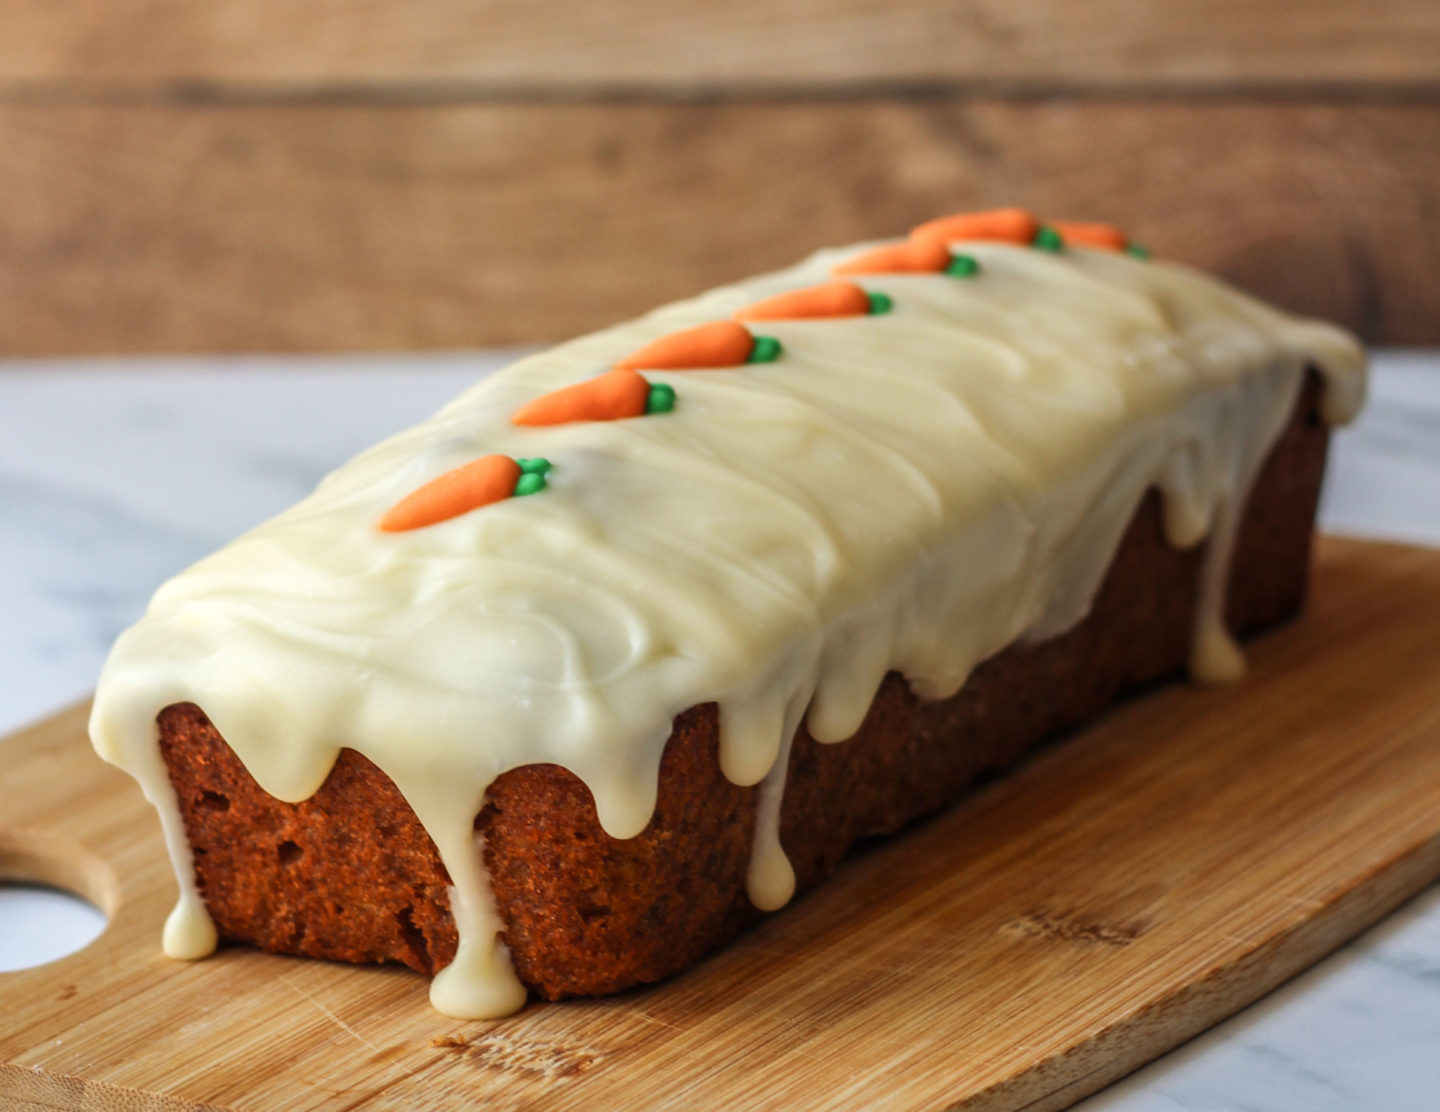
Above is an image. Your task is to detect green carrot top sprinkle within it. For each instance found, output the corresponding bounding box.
[645,382,677,414]
[1032,226,1065,252]
[866,291,895,315]
[945,255,981,278]
[746,335,784,364]
[513,471,547,496]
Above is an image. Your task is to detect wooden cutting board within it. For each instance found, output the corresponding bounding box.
[3,536,1439,1112]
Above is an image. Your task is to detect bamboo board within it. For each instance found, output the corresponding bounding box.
[2,536,1439,1112]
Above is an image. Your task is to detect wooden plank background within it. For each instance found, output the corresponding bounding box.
[0,0,1437,355]
[7,0,1439,90]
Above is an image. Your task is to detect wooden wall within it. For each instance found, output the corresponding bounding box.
[1,1,1437,355]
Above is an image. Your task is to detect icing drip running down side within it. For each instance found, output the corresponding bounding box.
[89,236,1366,1018]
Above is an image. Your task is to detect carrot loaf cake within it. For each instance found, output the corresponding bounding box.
[89,209,1366,1018]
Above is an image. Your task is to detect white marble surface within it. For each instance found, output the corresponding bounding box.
[0,350,1436,1106]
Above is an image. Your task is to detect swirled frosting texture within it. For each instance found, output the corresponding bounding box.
[90,239,1366,1017]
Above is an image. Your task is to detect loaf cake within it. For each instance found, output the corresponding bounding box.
[90,209,1366,1019]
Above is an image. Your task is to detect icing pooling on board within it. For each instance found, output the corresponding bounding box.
[89,235,1366,1018]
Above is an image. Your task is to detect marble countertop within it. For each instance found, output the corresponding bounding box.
[1,350,1437,1108]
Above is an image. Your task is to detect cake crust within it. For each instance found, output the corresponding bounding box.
[158,376,1328,1003]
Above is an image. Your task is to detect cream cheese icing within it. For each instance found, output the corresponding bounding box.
[89,235,1366,1018]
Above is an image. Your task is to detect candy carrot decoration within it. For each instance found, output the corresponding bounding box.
[833,239,952,276]
[378,454,523,532]
[1052,221,1127,251]
[735,281,890,321]
[616,320,780,371]
[910,208,1038,247]
[512,367,655,427]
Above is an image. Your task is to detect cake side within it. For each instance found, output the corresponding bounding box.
[157,374,1328,1002]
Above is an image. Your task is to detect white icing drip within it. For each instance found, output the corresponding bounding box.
[746,688,810,912]
[428,829,526,1019]
[88,239,1366,1019]
[1186,364,1307,683]
[90,685,218,960]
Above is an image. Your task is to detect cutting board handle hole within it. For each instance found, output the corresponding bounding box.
[0,828,117,972]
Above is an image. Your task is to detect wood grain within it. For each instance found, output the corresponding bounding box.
[3,0,1435,357]
[3,537,1440,1111]
[1,100,1436,357]
[3,0,1438,92]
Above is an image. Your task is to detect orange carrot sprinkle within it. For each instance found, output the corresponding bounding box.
[512,367,651,427]
[832,239,951,276]
[616,320,755,371]
[910,207,1039,247]
[735,281,873,321]
[378,454,522,532]
[1052,221,1128,251]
